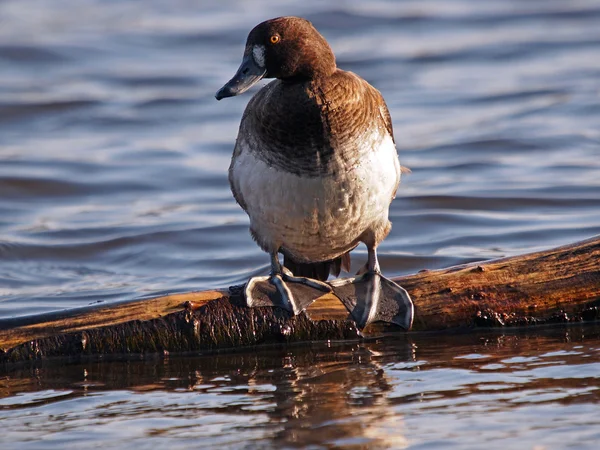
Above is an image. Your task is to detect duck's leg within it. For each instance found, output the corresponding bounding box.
[329,245,414,330]
[245,252,332,314]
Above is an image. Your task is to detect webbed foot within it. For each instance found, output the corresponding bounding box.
[329,272,413,330]
[244,254,332,314]
[328,243,413,330]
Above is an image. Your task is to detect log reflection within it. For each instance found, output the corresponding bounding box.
[1,325,599,447]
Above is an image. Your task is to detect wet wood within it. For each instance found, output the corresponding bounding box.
[1,236,599,363]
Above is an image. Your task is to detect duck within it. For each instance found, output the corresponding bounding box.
[216,16,413,329]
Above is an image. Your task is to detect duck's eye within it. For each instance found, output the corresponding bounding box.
[270,35,280,44]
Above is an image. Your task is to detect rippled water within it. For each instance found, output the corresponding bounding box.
[1,325,599,449]
[1,0,599,317]
[1,0,600,448]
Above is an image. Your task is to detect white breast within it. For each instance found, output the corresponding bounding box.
[230,130,401,262]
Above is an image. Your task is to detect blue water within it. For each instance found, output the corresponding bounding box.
[1,326,600,449]
[1,0,600,448]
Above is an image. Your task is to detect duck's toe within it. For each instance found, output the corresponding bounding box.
[330,273,414,330]
[244,274,331,314]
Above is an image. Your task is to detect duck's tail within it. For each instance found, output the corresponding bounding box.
[283,252,351,281]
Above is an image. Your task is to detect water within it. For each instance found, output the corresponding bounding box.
[1,0,599,447]
[1,325,600,449]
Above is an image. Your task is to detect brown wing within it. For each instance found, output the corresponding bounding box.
[371,82,406,198]
[315,71,403,200]
[313,70,395,145]
[378,94,395,144]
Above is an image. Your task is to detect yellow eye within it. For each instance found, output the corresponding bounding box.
[270,35,280,44]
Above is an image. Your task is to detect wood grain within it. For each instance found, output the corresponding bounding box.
[1,236,599,362]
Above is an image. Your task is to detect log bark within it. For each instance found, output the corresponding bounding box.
[1,236,599,363]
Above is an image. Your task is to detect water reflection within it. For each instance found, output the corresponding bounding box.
[1,325,599,448]
[2,0,600,447]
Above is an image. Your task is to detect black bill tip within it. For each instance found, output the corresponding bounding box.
[215,86,233,101]
[215,53,266,101]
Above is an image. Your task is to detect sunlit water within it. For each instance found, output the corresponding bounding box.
[1,325,600,449]
[1,0,600,448]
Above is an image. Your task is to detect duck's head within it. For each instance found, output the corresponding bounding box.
[215,16,336,100]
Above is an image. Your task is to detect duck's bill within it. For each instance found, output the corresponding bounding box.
[215,54,267,100]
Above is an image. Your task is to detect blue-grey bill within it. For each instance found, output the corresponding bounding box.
[215,54,267,100]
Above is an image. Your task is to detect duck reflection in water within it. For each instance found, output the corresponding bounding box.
[187,341,414,448]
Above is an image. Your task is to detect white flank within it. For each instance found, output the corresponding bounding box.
[230,130,401,262]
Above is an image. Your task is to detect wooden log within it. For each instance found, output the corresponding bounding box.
[1,236,599,363]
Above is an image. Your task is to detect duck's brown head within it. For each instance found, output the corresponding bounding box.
[216,16,336,100]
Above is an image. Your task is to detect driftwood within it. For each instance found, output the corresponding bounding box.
[1,236,599,364]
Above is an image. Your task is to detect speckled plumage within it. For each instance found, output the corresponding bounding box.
[223,17,403,279]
